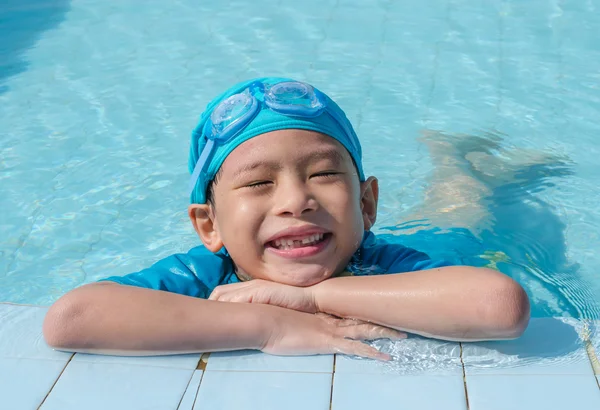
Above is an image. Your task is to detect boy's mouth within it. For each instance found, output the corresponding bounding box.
[265,232,333,259]
[267,233,330,250]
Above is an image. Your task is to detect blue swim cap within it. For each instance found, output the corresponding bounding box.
[188,77,364,204]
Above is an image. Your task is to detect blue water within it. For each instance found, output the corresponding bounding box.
[1,0,600,318]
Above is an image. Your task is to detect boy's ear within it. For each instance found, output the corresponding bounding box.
[360,176,379,230]
[188,204,224,252]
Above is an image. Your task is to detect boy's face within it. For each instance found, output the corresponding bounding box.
[189,129,378,287]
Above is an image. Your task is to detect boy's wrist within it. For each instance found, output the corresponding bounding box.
[309,281,328,314]
[251,303,286,350]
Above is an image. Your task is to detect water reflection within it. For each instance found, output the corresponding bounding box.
[0,0,71,94]
[384,130,599,318]
[358,317,595,373]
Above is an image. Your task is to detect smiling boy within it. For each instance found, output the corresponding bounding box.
[43,78,530,360]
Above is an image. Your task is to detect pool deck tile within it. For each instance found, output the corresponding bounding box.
[71,350,202,369]
[0,304,71,361]
[335,336,463,375]
[2,304,600,409]
[463,317,595,375]
[331,373,467,410]
[195,370,332,410]
[0,357,67,410]
[178,370,204,410]
[466,374,600,410]
[39,360,194,410]
[206,349,334,373]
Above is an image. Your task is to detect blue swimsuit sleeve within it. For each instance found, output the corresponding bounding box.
[351,231,454,275]
[98,246,236,299]
[386,246,453,272]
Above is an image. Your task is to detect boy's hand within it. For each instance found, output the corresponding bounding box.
[209,279,317,313]
[262,310,406,361]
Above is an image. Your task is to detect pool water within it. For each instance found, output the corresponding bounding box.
[1,0,600,317]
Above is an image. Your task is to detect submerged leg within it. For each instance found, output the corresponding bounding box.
[400,130,498,234]
[400,129,571,235]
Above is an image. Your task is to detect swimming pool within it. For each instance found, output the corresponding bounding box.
[2,0,600,318]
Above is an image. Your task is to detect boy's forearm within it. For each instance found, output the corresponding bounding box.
[43,282,274,355]
[312,266,530,341]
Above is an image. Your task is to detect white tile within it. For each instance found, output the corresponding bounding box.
[40,361,193,410]
[0,357,66,410]
[178,370,203,410]
[72,351,202,369]
[466,375,600,410]
[335,336,462,375]
[195,371,332,410]
[206,350,333,373]
[0,304,71,360]
[463,318,594,375]
[332,373,466,410]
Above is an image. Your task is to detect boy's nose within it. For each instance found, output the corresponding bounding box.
[273,180,318,217]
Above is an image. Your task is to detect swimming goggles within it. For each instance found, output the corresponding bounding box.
[189,80,358,196]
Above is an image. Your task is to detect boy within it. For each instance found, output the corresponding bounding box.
[43,77,530,361]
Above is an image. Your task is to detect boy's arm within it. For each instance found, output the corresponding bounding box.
[311,266,530,342]
[43,282,270,355]
[43,282,403,359]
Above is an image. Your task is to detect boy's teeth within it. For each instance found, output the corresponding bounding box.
[273,233,325,249]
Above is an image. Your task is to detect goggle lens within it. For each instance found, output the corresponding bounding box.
[209,91,254,140]
[266,81,323,112]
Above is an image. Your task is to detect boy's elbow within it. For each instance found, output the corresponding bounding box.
[481,270,530,339]
[43,284,103,350]
[43,295,82,350]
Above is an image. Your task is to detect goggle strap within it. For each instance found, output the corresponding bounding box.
[189,138,215,196]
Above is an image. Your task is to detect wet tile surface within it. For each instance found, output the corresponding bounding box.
[207,350,333,373]
[72,351,202,369]
[0,357,66,410]
[335,336,463,375]
[462,318,594,375]
[466,375,600,410]
[332,373,466,410]
[3,306,600,409]
[39,361,193,410]
[0,304,71,361]
[178,370,204,410]
[195,370,332,410]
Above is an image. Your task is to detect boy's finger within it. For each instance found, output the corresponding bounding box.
[338,323,407,341]
[334,318,366,327]
[333,339,391,361]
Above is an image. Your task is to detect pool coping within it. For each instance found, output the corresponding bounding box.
[2,302,600,409]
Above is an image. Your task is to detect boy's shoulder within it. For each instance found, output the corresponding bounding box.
[99,245,238,298]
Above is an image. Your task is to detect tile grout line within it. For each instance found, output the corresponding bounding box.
[329,355,337,410]
[36,353,75,409]
[200,369,334,374]
[196,353,210,371]
[459,343,470,410]
[175,353,208,410]
[581,320,600,375]
[176,373,196,410]
[190,353,211,409]
[190,370,206,410]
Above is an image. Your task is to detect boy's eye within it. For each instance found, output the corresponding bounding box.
[245,180,272,189]
[312,171,340,178]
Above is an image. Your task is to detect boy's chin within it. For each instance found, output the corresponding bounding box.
[270,265,335,287]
